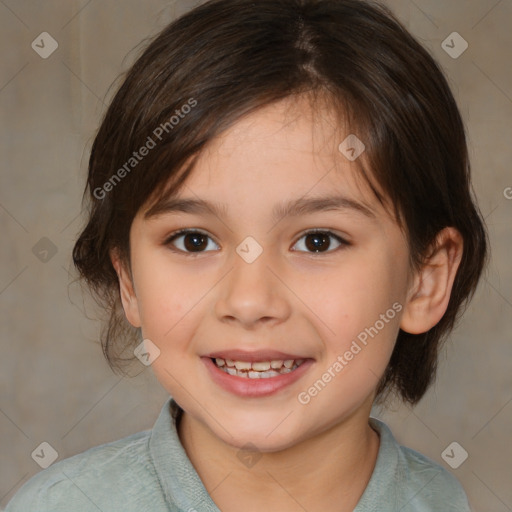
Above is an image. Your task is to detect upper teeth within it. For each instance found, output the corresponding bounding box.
[214,357,304,378]
[215,358,301,368]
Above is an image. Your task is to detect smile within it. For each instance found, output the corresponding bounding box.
[213,357,305,379]
[203,353,314,397]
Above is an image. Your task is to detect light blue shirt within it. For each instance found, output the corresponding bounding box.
[5,398,472,511]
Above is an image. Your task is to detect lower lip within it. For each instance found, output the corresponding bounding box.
[202,357,314,398]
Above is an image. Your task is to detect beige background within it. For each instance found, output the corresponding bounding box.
[0,1,511,511]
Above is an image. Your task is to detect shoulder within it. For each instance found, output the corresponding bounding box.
[368,418,472,512]
[397,443,471,510]
[4,429,162,512]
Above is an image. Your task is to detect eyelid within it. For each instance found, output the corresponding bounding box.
[164,227,212,241]
[293,228,350,244]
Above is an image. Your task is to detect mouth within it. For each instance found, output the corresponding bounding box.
[202,350,314,398]
[212,357,305,379]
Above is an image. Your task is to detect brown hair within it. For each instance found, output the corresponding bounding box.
[73,0,488,406]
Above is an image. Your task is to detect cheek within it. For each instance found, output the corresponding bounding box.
[301,248,404,370]
[131,250,192,340]
[136,281,181,337]
[131,250,221,362]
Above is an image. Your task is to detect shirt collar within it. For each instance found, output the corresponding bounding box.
[354,417,399,510]
[149,398,221,511]
[149,398,398,511]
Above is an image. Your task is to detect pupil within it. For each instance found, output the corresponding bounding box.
[306,233,329,252]
[184,233,207,251]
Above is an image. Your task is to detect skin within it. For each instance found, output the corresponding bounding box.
[111,94,463,511]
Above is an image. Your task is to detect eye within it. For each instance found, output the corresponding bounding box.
[291,230,349,254]
[164,229,219,255]
[164,228,349,256]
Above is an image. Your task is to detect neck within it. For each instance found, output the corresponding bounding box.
[177,400,380,512]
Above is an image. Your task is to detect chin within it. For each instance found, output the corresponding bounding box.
[208,412,306,452]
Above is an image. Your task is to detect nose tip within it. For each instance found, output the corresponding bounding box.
[215,249,291,328]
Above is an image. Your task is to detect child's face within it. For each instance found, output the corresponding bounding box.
[121,96,413,450]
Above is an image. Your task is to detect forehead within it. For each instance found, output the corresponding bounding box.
[142,95,392,224]
[183,98,375,202]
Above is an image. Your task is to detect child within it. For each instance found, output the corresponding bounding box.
[6,0,488,510]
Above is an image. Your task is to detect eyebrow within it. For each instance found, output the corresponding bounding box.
[144,194,376,223]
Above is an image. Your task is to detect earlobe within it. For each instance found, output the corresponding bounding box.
[110,249,142,328]
[400,227,463,335]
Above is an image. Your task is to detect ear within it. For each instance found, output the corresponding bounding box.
[110,249,142,328]
[400,227,463,335]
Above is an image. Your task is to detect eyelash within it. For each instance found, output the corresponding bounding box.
[163,228,350,256]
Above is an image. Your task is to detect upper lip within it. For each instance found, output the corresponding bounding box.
[204,349,311,362]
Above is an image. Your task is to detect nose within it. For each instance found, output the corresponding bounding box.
[214,247,291,329]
